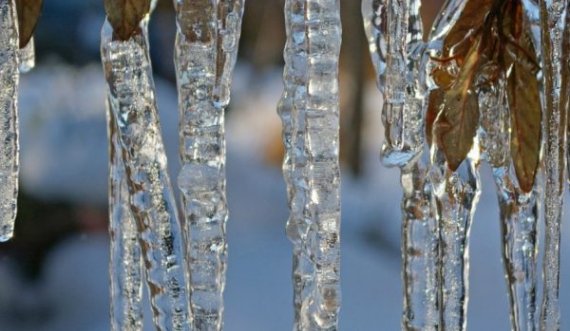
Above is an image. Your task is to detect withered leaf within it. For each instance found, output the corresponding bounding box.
[441,0,494,60]
[503,1,541,193]
[429,0,542,181]
[15,0,43,49]
[506,63,541,192]
[433,39,482,170]
[104,0,151,41]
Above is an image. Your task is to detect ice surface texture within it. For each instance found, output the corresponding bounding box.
[539,1,568,330]
[279,0,342,329]
[108,106,144,331]
[0,0,20,242]
[173,0,244,329]
[362,1,441,329]
[101,19,192,331]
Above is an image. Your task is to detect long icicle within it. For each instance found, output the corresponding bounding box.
[101,16,192,331]
[279,0,342,329]
[424,1,479,329]
[173,0,243,329]
[106,0,161,331]
[539,1,568,330]
[400,160,440,331]
[107,3,160,329]
[108,103,144,331]
[430,147,481,331]
[0,0,20,242]
[479,84,538,331]
[362,0,439,329]
[365,0,426,168]
[278,0,311,327]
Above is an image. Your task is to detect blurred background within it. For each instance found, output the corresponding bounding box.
[0,1,568,330]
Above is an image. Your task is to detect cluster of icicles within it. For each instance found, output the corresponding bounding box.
[0,0,568,330]
[364,0,568,330]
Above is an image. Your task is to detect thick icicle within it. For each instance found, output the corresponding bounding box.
[101,19,192,331]
[108,105,144,331]
[107,4,161,330]
[479,85,538,331]
[429,148,481,331]
[495,168,539,331]
[0,0,20,242]
[362,0,425,167]
[278,0,311,328]
[424,1,480,329]
[18,37,34,73]
[538,1,568,330]
[278,0,342,329]
[173,0,244,329]
[362,0,439,329]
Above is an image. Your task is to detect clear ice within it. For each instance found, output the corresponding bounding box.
[425,1,481,330]
[107,4,160,330]
[101,19,192,331]
[363,0,426,167]
[538,1,568,330]
[108,104,144,331]
[0,0,20,242]
[400,159,440,331]
[479,84,538,331]
[430,147,480,331]
[278,0,342,329]
[173,0,244,329]
[362,0,440,329]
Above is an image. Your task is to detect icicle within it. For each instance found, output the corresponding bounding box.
[18,37,34,73]
[362,1,440,329]
[173,0,243,329]
[494,169,539,331]
[0,0,20,242]
[362,0,425,167]
[108,103,144,331]
[423,1,482,329]
[400,159,440,331]
[429,146,481,331]
[101,18,192,331]
[279,0,342,329]
[538,1,568,330]
[479,84,538,331]
[278,0,311,328]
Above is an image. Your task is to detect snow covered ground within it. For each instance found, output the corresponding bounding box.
[0,62,567,330]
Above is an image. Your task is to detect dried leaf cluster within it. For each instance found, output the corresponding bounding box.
[427,0,541,192]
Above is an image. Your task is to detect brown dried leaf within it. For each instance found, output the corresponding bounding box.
[15,0,43,49]
[433,40,482,170]
[104,0,151,41]
[506,64,541,192]
[429,0,542,179]
[503,2,541,192]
